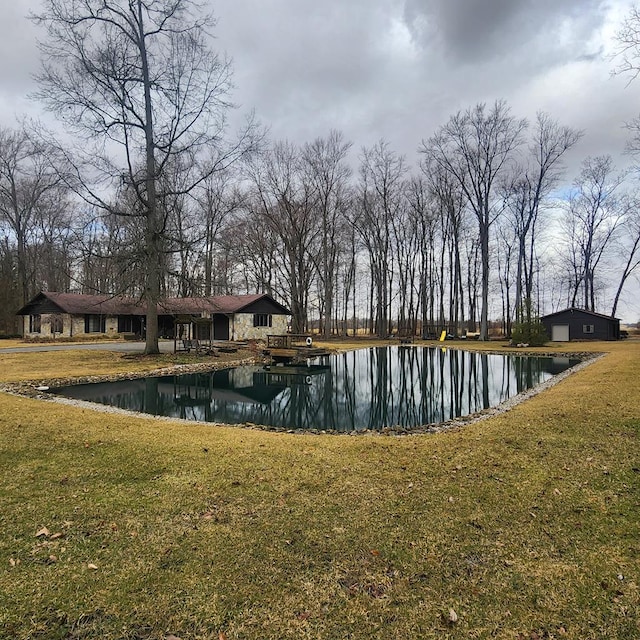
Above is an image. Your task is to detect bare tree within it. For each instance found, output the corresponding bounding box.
[421,159,468,334]
[246,141,318,333]
[301,130,352,338]
[0,125,69,307]
[194,170,244,296]
[613,6,640,82]
[0,235,19,333]
[33,0,256,353]
[353,141,406,337]
[421,101,527,339]
[405,175,439,336]
[562,156,626,311]
[76,208,143,295]
[234,209,282,297]
[503,113,582,325]
[611,194,640,317]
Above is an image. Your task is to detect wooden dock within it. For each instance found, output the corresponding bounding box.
[263,334,331,363]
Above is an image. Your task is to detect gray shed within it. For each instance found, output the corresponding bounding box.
[541,307,620,341]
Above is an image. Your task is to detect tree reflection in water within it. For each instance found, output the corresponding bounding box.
[55,347,580,432]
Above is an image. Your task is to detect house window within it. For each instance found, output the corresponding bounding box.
[51,314,64,334]
[118,316,139,333]
[29,314,41,333]
[583,324,595,334]
[84,314,106,333]
[253,314,273,328]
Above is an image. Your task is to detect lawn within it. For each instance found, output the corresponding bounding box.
[0,341,638,639]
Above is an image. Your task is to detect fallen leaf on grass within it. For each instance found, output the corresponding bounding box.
[35,527,50,538]
[87,563,98,570]
[448,608,458,623]
[219,633,228,640]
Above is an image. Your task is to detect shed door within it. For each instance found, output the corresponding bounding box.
[551,324,569,342]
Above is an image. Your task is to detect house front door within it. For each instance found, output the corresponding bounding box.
[213,314,229,340]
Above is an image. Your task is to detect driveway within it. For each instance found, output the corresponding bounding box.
[0,340,175,354]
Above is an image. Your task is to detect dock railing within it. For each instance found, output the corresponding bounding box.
[267,334,313,348]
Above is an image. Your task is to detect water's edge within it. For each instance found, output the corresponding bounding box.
[0,349,603,436]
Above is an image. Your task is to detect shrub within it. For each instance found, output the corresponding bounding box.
[510,299,548,346]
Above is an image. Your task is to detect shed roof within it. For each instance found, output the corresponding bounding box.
[541,307,620,322]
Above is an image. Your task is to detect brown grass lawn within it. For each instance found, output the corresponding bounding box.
[0,340,638,639]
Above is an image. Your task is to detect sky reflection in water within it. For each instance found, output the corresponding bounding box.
[55,347,580,432]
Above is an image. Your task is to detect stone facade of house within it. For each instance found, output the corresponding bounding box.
[22,313,120,339]
[232,312,289,341]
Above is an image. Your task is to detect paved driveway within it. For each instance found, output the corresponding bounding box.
[0,341,175,354]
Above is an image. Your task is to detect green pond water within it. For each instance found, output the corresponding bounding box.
[53,346,580,432]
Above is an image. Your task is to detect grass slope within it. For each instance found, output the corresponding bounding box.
[0,343,638,639]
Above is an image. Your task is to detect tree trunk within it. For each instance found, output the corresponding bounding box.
[138,0,160,355]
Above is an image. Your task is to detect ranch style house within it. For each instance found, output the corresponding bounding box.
[17,291,291,342]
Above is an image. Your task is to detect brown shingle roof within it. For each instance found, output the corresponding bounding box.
[23,292,146,315]
[158,294,265,314]
[18,292,290,317]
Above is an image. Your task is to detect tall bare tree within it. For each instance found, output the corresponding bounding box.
[503,113,582,325]
[421,160,468,334]
[610,195,640,317]
[246,141,318,333]
[33,0,255,353]
[405,175,439,335]
[613,6,640,81]
[354,141,407,337]
[301,130,352,338]
[0,125,68,307]
[562,155,625,311]
[194,170,244,296]
[421,101,527,339]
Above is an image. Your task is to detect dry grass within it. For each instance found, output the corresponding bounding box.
[0,338,27,349]
[0,340,638,639]
[0,348,256,384]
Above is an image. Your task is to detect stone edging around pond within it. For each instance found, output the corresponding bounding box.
[0,350,604,437]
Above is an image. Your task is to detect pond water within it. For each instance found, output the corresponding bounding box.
[53,347,580,432]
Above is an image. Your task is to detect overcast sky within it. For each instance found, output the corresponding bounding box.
[208,0,640,171]
[2,0,639,168]
[1,0,640,320]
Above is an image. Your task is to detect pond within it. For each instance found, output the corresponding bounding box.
[53,346,581,433]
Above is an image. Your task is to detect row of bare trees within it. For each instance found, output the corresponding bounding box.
[2,0,640,342]
[3,109,640,338]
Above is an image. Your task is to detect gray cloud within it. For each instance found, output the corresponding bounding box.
[402,0,606,65]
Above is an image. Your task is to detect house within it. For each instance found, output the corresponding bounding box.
[16,291,291,342]
[540,307,620,342]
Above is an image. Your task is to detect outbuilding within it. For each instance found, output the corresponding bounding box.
[541,307,620,342]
